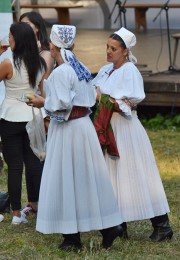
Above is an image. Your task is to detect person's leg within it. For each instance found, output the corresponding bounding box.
[58,227,123,251]
[0,139,4,171]
[150,213,173,241]
[59,233,82,251]
[23,129,43,213]
[0,121,4,171]
[120,222,128,238]
[0,120,27,224]
[100,225,123,249]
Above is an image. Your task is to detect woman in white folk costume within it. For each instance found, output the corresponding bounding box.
[35,25,124,250]
[92,27,173,242]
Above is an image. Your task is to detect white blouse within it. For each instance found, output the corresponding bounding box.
[92,62,145,116]
[0,59,44,122]
[44,63,96,121]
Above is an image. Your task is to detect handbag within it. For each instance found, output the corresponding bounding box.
[0,192,10,213]
[26,107,46,162]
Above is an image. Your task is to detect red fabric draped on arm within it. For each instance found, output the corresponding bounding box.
[93,94,119,158]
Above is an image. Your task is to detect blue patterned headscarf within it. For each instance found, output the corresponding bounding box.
[50,24,92,82]
[61,49,92,82]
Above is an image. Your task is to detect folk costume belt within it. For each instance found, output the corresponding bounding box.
[68,106,89,120]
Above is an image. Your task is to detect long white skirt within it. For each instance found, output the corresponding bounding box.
[36,115,122,234]
[105,111,170,222]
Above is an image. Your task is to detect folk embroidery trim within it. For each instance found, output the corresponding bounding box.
[57,26,74,45]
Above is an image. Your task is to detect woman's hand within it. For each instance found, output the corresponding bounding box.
[26,94,45,108]
[96,87,101,101]
[44,117,50,134]
[27,94,49,132]
[0,40,8,55]
[122,98,137,110]
[0,46,7,56]
[109,97,121,111]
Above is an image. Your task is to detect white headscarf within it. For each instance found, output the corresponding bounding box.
[114,27,137,64]
[50,24,76,49]
[50,25,92,82]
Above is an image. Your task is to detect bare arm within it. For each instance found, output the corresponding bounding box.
[38,51,54,98]
[40,50,55,77]
[0,59,13,81]
[38,72,47,98]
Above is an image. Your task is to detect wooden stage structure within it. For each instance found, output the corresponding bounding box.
[142,72,180,108]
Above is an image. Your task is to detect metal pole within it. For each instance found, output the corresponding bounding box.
[164,6,173,70]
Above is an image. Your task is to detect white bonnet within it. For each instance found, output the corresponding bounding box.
[114,27,137,64]
[114,27,136,49]
[50,24,76,49]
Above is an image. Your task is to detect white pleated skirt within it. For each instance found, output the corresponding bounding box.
[36,115,122,234]
[105,111,170,222]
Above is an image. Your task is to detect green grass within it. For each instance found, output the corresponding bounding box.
[0,129,179,260]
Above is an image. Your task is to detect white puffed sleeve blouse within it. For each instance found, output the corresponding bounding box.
[92,62,145,116]
[44,63,96,121]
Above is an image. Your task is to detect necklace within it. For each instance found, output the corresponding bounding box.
[106,60,127,76]
[114,59,127,70]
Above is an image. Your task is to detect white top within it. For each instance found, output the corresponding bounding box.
[92,62,145,116]
[0,58,44,122]
[44,63,96,121]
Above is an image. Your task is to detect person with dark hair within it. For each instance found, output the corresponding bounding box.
[19,12,54,215]
[28,24,124,250]
[92,27,173,242]
[19,11,54,80]
[0,22,47,224]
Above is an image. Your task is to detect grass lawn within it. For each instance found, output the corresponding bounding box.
[0,129,179,260]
